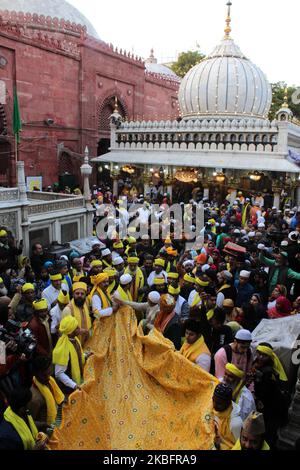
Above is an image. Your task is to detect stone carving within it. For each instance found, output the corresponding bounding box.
[0,189,19,201]
[0,211,17,234]
[28,198,84,215]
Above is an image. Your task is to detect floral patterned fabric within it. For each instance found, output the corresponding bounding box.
[49,307,218,450]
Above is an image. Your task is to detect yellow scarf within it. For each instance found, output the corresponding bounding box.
[52,336,84,385]
[242,203,250,227]
[214,405,235,451]
[191,291,201,308]
[256,345,288,382]
[232,439,270,450]
[117,285,133,302]
[4,406,38,450]
[69,299,92,332]
[107,280,116,295]
[166,260,177,273]
[125,267,145,302]
[217,284,231,293]
[180,336,210,363]
[32,377,64,425]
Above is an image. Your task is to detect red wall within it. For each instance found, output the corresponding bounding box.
[0,24,179,187]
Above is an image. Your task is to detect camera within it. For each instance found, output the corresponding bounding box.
[0,320,37,358]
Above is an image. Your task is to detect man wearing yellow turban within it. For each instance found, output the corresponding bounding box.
[28,356,64,431]
[12,283,36,323]
[53,316,91,394]
[153,294,182,350]
[50,290,70,340]
[125,257,145,302]
[147,258,167,287]
[89,259,103,276]
[42,272,63,310]
[28,299,52,357]
[90,273,117,319]
[252,342,289,449]
[223,363,256,421]
[62,282,92,346]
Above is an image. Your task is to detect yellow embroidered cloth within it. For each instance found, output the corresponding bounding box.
[49,307,218,450]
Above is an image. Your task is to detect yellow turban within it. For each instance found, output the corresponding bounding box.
[225,363,245,379]
[57,290,70,305]
[113,242,124,249]
[72,282,87,293]
[195,278,210,287]
[154,259,165,268]
[0,230,7,237]
[33,299,48,311]
[168,272,179,280]
[50,274,62,282]
[166,247,178,257]
[59,316,79,336]
[73,275,84,283]
[256,345,288,382]
[164,237,172,245]
[22,283,35,293]
[91,273,109,286]
[183,274,195,284]
[208,219,216,225]
[168,286,180,295]
[90,260,102,268]
[128,257,139,264]
[0,277,3,284]
[103,268,117,277]
[127,236,137,244]
[154,278,165,286]
[206,309,215,321]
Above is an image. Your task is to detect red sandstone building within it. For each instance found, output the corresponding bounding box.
[0,0,179,188]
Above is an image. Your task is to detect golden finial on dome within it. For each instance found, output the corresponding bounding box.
[282,87,289,108]
[114,96,119,112]
[224,1,232,39]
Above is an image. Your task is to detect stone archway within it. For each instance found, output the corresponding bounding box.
[98,95,128,134]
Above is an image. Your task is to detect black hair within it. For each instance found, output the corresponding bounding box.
[32,356,52,375]
[184,319,202,335]
[258,342,273,349]
[212,307,226,324]
[8,387,32,412]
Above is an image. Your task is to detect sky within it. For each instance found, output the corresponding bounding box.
[68,0,299,86]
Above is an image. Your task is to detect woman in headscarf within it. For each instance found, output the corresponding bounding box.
[267,284,287,310]
[154,294,182,350]
[240,294,268,332]
[267,296,292,319]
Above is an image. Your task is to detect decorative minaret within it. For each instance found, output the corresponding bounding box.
[224,1,232,39]
[80,146,92,202]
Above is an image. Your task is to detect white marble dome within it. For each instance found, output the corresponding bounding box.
[145,49,179,81]
[179,38,272,120]
[0,0,99,38]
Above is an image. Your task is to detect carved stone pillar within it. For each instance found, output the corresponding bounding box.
[272,186,282,210]
[16,161,28,203]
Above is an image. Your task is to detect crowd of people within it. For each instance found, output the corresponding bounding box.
[0,186,299,451]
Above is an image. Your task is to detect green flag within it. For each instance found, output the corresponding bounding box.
[13,87,22,144]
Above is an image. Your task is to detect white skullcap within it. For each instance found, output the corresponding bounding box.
[257,244,265,250]
[241,229,247,235]
[141,234,150,240]
[235,329,252,342]
[281,240,289,247]
[60,255,69,261]
[183,260,195,268]
[289,231,299,242]
[234,229,241,234]
[258,223,265,228]
[148,291,161,304]
[272,206,277,210]
[101,249,111,257]
[248,232,256,238]
[112,257,124,266]
[215,222,220,227]
[202,264,210,273]
[223,270,233,281]
[120,274,132,285]
[221,223,226,228]
[246,198,250,202]
[240,270,251,279]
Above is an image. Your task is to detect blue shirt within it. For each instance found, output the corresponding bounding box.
[234,281,255,307]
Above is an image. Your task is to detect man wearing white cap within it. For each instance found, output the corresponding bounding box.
[101,248,113,268]
[114,291,161,332]
[112,256,125,277]
[216,271,236,308]
[234,270,254,308]
[113,274,133,302]
[214,329,253,381]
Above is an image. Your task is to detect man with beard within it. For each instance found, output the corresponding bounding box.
[90,273,117,319]
[147,258,167,287]
[124,257,146,301]
[12,283,36,323]
[232,411,270,450]
[28,299,52,357]
[141,255,154,283]
[112,256,125,278]
[111,241,125,261]
[62,282,92,346]
[216,271,236,308]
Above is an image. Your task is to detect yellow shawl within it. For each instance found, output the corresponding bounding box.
[232,439,270,450]
[180,336,210,364]
[125,267,145,302]
[117,286,133,302]
[68,299,92,332]
[33,377,64,425]
[52,336,84,385]
[4,406,38,450]
[242,203,250,227]
[217,284,231,293]
[107,281,116,296]
[191,292,202,308]
[214,405,235,451]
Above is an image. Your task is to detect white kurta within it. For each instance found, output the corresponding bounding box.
[188,290,202,308]
[147,270,167,287]
[49,304,64,334]
[42,284,61,310]
[92,294,113,318]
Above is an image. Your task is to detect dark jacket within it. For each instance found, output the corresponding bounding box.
[0,418,24,449]
[163,315,182,351]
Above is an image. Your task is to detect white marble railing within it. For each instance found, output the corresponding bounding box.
[115,141,278,153]
[28,197,85,215]
[0,188,19,201]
